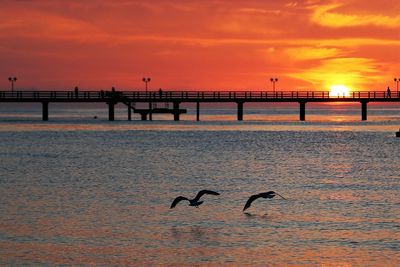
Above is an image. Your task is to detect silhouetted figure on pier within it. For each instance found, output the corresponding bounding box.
[74,86,79,98]
[159,88,163,98]
[170,190,220,209]
[243,191,286,211]
[387,86,391,98]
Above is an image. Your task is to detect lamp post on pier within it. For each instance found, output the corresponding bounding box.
[270,77,278,93]
[142,77,151,92]
[8,77,17,91]
[394,78,399,94]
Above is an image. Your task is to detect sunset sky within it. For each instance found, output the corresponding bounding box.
[1,0,399,91]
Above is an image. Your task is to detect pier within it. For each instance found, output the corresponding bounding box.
[0,90,398,121]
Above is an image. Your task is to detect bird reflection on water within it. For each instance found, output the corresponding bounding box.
[171,225,207,240]
[170,225,224,248]
[243,212,271,219]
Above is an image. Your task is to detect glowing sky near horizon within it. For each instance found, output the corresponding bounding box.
[0,0,399,91]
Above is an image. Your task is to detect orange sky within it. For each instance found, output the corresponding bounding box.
[1,0,400,91]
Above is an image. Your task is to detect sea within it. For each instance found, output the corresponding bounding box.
[0,102,399,266]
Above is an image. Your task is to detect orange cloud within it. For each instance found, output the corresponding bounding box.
[311,4,400,28]
[288,57,381,90]
[284,47,345,61]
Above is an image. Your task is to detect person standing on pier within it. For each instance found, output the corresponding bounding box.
[387,86,391,98]
[74,86,79,98]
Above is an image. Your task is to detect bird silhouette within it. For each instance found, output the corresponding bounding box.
[243,191,286,211]
[170,190,220,209]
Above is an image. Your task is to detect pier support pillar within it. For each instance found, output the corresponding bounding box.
[149,102,153,121]
[196,102,200,121]
[42,101,49,121]
[361,101,368,121]
[141,113,147,120]
[299,101,306,121]
[128,102,132,121]
[173,102,181,121]
[237,102,244,121]
[108,102,115,121]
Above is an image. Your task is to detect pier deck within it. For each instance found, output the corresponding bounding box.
[0,90,399,121]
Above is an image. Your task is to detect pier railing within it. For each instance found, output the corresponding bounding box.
[0,90,399,100]
[0,90,398,122]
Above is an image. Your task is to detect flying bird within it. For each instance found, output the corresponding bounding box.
[170,190,220,209]
[243,191,286,211]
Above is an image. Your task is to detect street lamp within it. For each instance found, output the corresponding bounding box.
[8,76,17,91]
[270,77,278,92]
[142,77,151,92]
[394,78,400,93]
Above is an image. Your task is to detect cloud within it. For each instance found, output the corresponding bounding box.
[0,7,102,42]
[285,2,298,8]
[311,4,400,28]
[284,47,345,60]
[288,57,381,89]
[236,7,281,15]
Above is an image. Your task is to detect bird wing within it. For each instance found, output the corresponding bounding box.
[193,190,220,201]
[170,196,189,209]
[259,191,276,198]
[274,192,286,200]
[259,191,286,199]
[243,193,263,211]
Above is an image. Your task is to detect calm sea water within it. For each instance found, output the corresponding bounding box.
[0,105,399,266]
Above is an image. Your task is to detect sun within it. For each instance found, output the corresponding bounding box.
[329,85,351,97]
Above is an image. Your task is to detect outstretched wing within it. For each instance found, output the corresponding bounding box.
[193,190,220,202]
[260,191,286,200]
[243,193,262,211]
[274,192,286,200]
[170,196,189,209]
[259,191,276,199]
